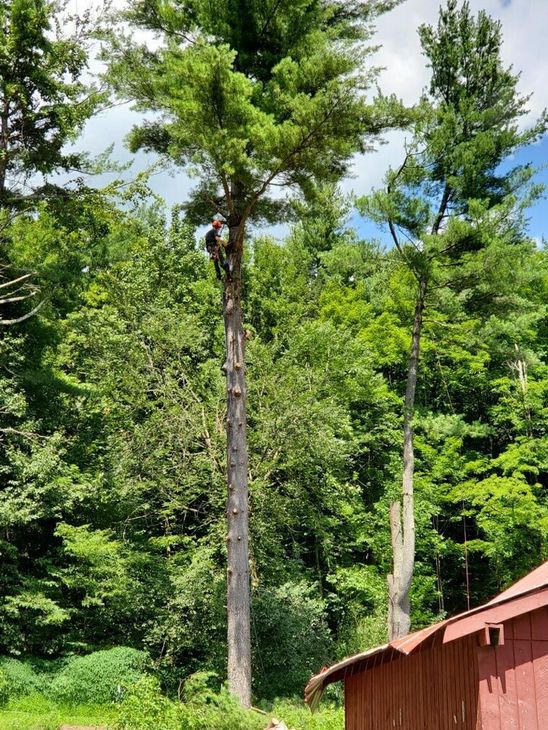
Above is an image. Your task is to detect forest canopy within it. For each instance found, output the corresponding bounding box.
[0,0,545,726]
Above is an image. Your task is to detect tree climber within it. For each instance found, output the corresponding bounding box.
[205,216,231,281]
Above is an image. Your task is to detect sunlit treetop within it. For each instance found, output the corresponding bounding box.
[107,0,406,226]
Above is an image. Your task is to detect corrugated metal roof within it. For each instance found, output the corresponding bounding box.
[305,561,548,711]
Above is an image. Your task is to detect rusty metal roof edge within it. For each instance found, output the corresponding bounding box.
[304,644,390,712]
[304,561,548,710]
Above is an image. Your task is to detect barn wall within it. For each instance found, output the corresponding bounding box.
[344,635,480,730]
[477,606,548,730]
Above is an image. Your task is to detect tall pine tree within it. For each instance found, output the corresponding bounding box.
[107,0,403,705]
[360,0,547,639]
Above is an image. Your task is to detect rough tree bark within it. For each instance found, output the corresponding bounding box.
[0,100,10,201]
[388,275,427,640]
[223,217,252,708]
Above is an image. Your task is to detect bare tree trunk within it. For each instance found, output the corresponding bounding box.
[224,220,252,707]
[0,103,8,199]
[388,276,427,640]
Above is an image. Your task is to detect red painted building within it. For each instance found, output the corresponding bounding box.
[305,562,548,729]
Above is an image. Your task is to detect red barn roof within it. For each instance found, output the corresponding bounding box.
[305,561,548,711]
[486,560,548,602]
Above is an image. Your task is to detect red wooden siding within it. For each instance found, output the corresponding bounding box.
[477,606,548,729]
[343,606,548,730]
[344,635,480,730]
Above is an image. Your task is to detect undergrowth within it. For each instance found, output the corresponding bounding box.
[0,654,344,730]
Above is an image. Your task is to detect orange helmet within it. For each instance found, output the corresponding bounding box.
[212,219,223,229]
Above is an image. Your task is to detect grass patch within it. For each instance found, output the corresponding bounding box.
[0,693,116,730]
[271,701,343,730]
[0,691,344,730]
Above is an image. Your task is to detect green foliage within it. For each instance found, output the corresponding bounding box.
[115,673,264,730]
[354,0,548,630]
[359,0,547,250]
[327,565,388,656]
[114,673,344,730]
[107,0,405,230]
[115,675,181,730]
[252,583,332,700]
[46,647,148,705]
[180,674,264,730]
[1,183,546,693]
[0,0,545,715]
[418,0,546,194]
[0,0,104,207]
[148,547,227,684]
[0,659,40,705]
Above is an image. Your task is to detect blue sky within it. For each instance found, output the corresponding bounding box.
[351,136,548,247]
[508,138,548,244]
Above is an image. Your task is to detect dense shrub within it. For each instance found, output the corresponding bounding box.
[0,657,41,703]
[185,690,264,730]
[252,582,333,699]
[182,672,264,730]
[115,676,181,730]
[146,547,228,693]
[47,647,148,704]
[115,672,264,730]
